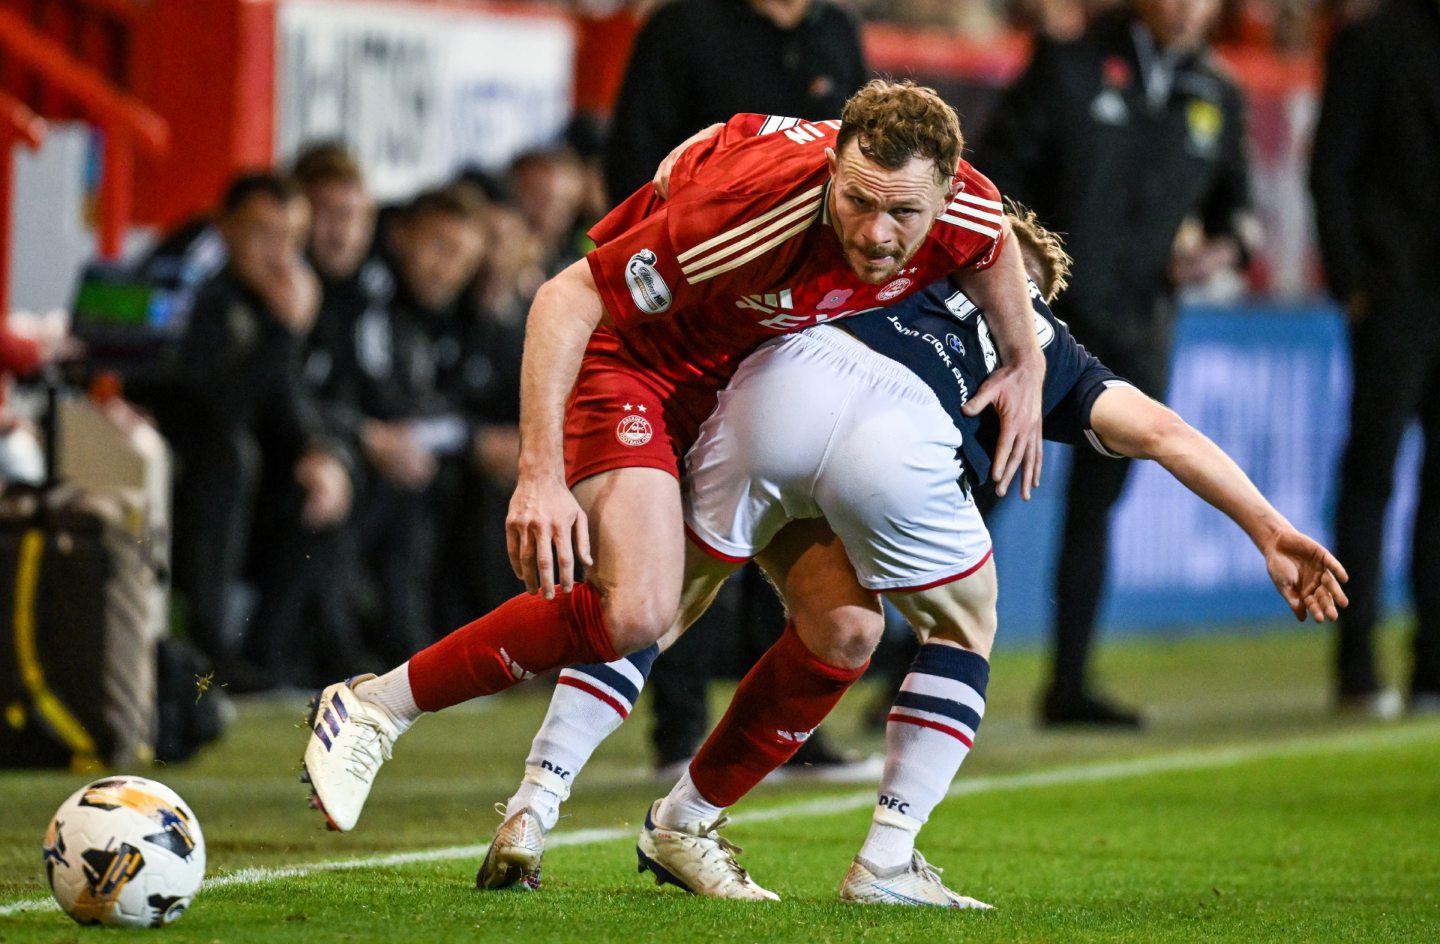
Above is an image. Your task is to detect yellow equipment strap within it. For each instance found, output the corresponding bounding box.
[13,527,100,772]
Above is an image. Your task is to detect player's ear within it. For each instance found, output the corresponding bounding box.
[824,147,837,176]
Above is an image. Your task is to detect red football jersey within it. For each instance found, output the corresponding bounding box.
[584,113,1007,390]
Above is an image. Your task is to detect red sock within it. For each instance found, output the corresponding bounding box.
[688,622,868,807]
[407,583,619,712]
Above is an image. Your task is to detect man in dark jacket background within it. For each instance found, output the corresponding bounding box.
[603,0,867,205]
[978,0,1253,726]
[1309,0,1440,717]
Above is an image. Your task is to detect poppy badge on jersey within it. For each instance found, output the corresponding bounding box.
[616,414,654,447]
[626,249,672,313]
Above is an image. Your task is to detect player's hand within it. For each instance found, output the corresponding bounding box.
[964,360,1044,500]
[506,472,592,599]
[1263,528,1349,623]
[653,123,722,199]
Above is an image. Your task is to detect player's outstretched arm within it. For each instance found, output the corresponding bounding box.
[508,259,604,599]
[1088,385,1349,623]
[956,224,1046,500]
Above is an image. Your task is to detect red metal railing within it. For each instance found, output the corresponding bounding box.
[0,2,166,318]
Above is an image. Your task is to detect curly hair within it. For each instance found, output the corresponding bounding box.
[1005,199,1073,303]
[835,79,963,186]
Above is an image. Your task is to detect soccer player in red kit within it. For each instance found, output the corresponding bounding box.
[300,80,1046,838]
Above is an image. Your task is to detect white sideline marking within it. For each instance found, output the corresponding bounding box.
[2,724,1433,917]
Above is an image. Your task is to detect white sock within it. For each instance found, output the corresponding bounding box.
[656,767,725,831]
[507,647,659,831]
[506,767,569,831]
[858,641,989,870]
[858,807,922,872]
[353,663,421,734]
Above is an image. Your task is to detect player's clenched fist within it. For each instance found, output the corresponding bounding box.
[506,474,593,599]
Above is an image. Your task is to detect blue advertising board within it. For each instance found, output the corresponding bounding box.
[989,302,1420,644]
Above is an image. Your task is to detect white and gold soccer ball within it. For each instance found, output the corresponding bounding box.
[42,776,205,928]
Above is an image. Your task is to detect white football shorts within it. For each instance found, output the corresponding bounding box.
[683,324,993,592]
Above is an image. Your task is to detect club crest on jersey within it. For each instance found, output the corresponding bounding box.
[877,277,912,301]
[616,414,653,447]
[625,249,671,314]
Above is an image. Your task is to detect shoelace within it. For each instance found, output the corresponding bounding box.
[909,851,958,899]
[689,815,757,883]
[342,717,393,782]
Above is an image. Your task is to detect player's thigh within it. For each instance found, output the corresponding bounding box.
[886,556,998,658]
[571,466,686,649]
[756,518,883,670]
[655,541,741,652]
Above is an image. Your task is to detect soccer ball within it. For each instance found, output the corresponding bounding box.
[42,776,205,928]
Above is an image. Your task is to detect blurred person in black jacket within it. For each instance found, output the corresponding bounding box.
[509,149,592,277]
[242,146,386,685]
[603,0,868,206]
[163,173,353,688]
[431,199,531,630]
[334,187,489,663]
[978,0,1252,726]
[1309,0,1440,717]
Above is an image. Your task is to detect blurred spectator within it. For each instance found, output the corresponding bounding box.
[603,0,868,206]
[160,173,352,688]
[333,187,488,663]
[508,148,591,275]
[430,206,529,629]
[1309,0,1440,717]
[240,145,384,686]
[977,0,1252,726]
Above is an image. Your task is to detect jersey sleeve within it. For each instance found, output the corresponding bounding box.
[935,161,1007,272]
[1037,302,1133,455]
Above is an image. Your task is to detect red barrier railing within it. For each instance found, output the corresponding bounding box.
[0,4,166,277]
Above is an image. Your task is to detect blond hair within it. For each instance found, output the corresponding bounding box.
[836,79,963,186]
[1005,200,1072,303]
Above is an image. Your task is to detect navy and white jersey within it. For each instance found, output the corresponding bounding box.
[840,279,1130,486]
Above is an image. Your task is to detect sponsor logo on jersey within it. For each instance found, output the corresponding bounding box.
[877,277,912,301]
[625,249,671,314]
[616,414,653,447]
[946,333,964,356]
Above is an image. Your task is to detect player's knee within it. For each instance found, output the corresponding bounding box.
[793,607,884,670]
[599,591,676,653]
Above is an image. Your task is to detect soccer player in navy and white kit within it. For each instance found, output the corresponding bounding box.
[486,207,1347,905]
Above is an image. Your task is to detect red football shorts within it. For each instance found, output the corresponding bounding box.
[563,352,718,488]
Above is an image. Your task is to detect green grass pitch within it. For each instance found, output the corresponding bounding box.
[1,624,1437,942]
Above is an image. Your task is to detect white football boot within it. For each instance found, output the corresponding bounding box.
[838,851,993,909]
[635,800,779,901]
[475,767,567,891]
[301,675,402,832]
[476,803,546,891]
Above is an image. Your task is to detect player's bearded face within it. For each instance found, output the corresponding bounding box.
[826,142,950,285]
